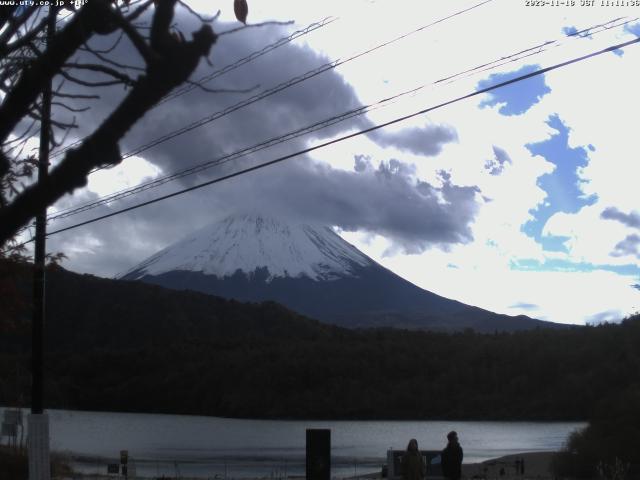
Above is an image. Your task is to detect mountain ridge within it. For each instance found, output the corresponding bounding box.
[120,213,564,332]
[118,213,374,282]
[7,258,632,422]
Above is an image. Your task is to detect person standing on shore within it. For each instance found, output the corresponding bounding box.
[441,431,463,480]
[402,439,426,480]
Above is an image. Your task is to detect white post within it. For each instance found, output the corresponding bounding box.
[28,413,51,480]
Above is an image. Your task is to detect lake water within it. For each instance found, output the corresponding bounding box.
[0,407,584,478]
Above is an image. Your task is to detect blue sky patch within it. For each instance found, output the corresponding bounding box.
[626,22,640,37]
[477,64,551,116]
[510,258,640,277]
[522,115,597,252]
[616,24,640,56]
[586,310,624,325]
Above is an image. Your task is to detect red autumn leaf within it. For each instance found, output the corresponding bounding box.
[234,0,248,24]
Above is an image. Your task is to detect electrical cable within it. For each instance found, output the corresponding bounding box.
[30,34,640,242]
[159,16,338,105]
[50,16,339,158]
[50,0,494,167]
[52,17,338,158]
[45,15,636,224]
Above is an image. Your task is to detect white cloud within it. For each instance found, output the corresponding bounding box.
[342,228,639,325]
[36,1,640,325]
[86,156,162,197]
[544,206,639,265]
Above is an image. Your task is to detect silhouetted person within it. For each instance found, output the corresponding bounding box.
[441,431,463,480]
[401,439,426,480]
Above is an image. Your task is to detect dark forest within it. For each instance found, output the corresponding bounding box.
[1,261,639,422]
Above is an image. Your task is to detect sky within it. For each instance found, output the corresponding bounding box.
[24,0,640,325]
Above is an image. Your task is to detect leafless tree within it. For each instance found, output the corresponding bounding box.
[0,0,252,248]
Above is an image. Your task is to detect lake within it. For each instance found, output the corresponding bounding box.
[1,408,584,478]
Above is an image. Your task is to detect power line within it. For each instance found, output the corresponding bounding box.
[50,15,339,158]
[118,0,494,160]
[36,34,640,241]
[46,88,416,222]
[44,15,635,224]
[159,16,338,105]
[12,13,623,240]
[50,0,494,168]
[433,16,637,86]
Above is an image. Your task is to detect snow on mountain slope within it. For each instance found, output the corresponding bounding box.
[117,212,562,332]
[118,214,375,282]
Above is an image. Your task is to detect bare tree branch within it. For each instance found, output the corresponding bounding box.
[0,0,120,144]
[53,91,101,100]
[81,30,125,55]
[59,69,127,88]
[51,102,91,113]
[111,10,158,64]
[178,1,220,23]
[0,6,39,51]
[63,62,138,86]
[0,6,18,32]
[53,123,73,148]
[125,0,155,22]
[0,15,48,58]
[0,0,218,244]
[185,79,260,95]
[2,118,38,147]
[27,110,78,130]
[218,20,294,36]
[81,43,146,72]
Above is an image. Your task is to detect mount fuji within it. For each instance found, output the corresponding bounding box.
[118,214,560,332]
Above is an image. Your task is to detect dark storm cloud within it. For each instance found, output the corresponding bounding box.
[56,12,366,176]
[46,185,230,276]
[60,10,458,176]
[368,123,457,156]
[601,207,640,229]
[47,152,482,276]
[216,155,481,254]
[47,10,472,276]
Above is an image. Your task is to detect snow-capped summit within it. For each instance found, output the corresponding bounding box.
[119,213,561,332]
[119,213,375,282]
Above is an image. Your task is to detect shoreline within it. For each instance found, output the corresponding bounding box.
[61,451,558,480]
[463,452,556,479]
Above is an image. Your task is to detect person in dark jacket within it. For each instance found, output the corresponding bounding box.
[441,431,463,480]
[401,438,426,480]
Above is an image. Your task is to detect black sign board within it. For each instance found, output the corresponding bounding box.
[107,464,120,474]
[306,429,331,480]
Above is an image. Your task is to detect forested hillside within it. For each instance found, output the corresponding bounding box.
[1,261,639,420]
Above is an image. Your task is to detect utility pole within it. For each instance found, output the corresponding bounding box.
[28,6,56,480]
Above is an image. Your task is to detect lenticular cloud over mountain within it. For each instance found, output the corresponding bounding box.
[119,213,562,332]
